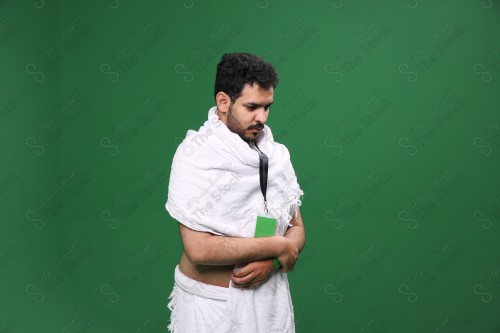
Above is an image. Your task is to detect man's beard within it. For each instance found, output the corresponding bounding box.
[226,104,263,143]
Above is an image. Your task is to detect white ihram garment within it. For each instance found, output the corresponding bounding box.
[165,106,304,332]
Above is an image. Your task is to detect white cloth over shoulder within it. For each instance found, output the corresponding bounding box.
[165,106,304,333]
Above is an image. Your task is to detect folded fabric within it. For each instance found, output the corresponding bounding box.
[165,106,304,332]
[167,265,229,332]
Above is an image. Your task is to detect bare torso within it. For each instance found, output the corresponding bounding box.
[178,251,234,288]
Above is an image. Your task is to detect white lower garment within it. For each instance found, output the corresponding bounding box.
[167,264,295,333]
[167,265,233,333]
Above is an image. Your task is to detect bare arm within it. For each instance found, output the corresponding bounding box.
[178,223,288,265]
[232,209,305,279]
[284,208,306,254]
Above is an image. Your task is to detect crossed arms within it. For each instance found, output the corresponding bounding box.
[179,208,306,273]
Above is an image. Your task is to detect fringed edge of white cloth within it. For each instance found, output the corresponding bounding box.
[166,283,179,333]
[288,186,305,227]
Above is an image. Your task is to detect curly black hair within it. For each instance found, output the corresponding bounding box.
[214,53,279,102]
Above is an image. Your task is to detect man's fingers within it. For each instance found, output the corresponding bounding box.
[236,277,263,289]
[231,272,254,285]
[232,263,255,277]
[232,280,253,288]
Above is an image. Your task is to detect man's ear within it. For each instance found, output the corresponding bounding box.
[215,92,231,114]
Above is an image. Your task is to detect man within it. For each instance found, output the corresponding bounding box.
[165,53,305,332]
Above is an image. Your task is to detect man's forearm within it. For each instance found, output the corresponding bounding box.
[193,235,283,265]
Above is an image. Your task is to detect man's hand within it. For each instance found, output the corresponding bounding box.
[231,259,276,289]
[277,237,299,273]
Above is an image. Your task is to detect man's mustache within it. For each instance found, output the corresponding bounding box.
[248,123,264,130]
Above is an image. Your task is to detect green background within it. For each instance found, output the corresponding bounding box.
[1,0,500,332]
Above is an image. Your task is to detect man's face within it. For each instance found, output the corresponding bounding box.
[224,83,274,143]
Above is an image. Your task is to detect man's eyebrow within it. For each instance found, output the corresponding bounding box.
[244,102,274,108]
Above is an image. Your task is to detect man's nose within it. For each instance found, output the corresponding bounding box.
[255,108,268,123]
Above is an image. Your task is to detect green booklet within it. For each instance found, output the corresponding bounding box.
[254,216,280,269]
[254,216,277,237]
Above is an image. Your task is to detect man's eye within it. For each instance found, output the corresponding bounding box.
[248,106,257,111]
